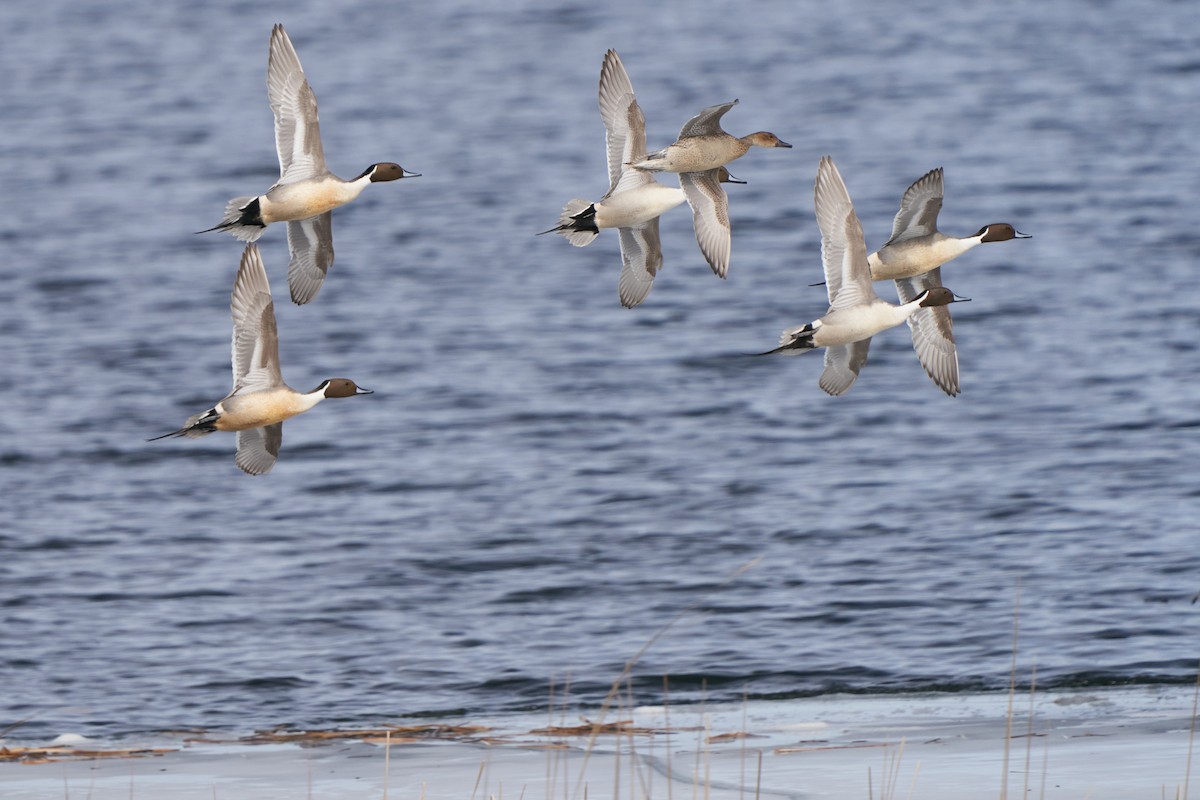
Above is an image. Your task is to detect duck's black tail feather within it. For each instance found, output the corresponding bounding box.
[196,196,266,241]
[537,199,599,246]
[757,323,817,356]
[147,408,220,442]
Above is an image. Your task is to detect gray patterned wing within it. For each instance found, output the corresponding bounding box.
[597,50,642,191]
[678,100,738,138]
[680,169,731,278]
[819,339,871,396]
[896,268,960,396]
[268,24,327,183]
[600,94,659,199]
[616,218,663,308]
[286,212,334,305]
[230,244,281,393]
[235,423,282,475]
[813,156,875,310]
[885,167,943,245]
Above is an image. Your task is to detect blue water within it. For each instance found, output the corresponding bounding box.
[2,0,1198,740]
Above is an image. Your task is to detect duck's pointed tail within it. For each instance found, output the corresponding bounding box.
[147,408,221,442]
[537,199,600,246]
[146,428,188,442]
[196,196,267,242]
[757,323,817,356]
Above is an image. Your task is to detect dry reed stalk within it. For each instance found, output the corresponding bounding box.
[1022,664,1038,800]
[754,749,762,800]
[471,759,487,800]
[664,675,674,800]
[566,557,763,800]
[1001,582,1022,800]
[383,730,391,800]
[546,676,558,800]
[739,695,747,800]
[1183,660,1200,800]
[1038,721,1050,800]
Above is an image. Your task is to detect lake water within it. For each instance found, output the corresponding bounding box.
[2,0,1198,740]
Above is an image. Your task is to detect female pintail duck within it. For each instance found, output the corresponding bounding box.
[199,24,419,305]
[628,99,789,277]
[539,50,746,305]
[761,156,969,397]
[149,244,373,475]
[629,99,792,174]
[867,167,1030,395]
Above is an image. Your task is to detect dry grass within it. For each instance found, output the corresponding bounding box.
[0,744,177,765]
[240,723,489,746]
[10,574,1198,800]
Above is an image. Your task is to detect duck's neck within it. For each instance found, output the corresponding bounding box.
[342,172,374,200]
[297,385,330,412]
[895,297,927,321]
[941,232,984,260]
[733,136,756,155]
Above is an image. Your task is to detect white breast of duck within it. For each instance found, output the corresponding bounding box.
[867,233,981,280]
[810,300,918,347]
[213,386,325,431]
[595,183,685,229]
[259,173,372,224]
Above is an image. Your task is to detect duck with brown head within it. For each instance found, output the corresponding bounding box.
[149,245,374,475]
[197,24,420,305]
[539,50,749,306]
[318,379,374,398]
[864,167,1031,395]
[355,162,421,183]
[761,157,971,397]
[628,99,792,174]
[976,222,1031,243]
[620,97,789,279]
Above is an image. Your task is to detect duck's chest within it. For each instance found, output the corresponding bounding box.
[215,389,315,431]
[261,178,362,222]
[664,136,746,172]
[817,303,906,345]
[869,236,974,279]
[597,184,684,228]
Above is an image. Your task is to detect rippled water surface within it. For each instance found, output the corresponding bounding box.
[2,0,1198,738]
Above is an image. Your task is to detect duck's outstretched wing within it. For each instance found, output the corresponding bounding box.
[679,169,731,278]
[616,218,663,308]
[230,244,282,394]
[236,423,282,475]
[896,268,960,396]
[813,156,875,311]
[268,24,327,184]
[819,339,871,396]
[884,167,943,246]
[286,212,334,305]
[678,99,738,138]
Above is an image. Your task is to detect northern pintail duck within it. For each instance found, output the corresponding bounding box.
[150,244,372,475]
[867,167,1030,395]
[629,99,790,277]
[629,99,791,174]
[199,24,420,305]
[539,50,745,306]
[763,156,969,396]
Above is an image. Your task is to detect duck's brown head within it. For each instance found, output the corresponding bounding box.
[320,378,374,398]
[744,131,792,149]
[917,287,971,308]
[361,162,421,182]
[976,223,1031,242]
